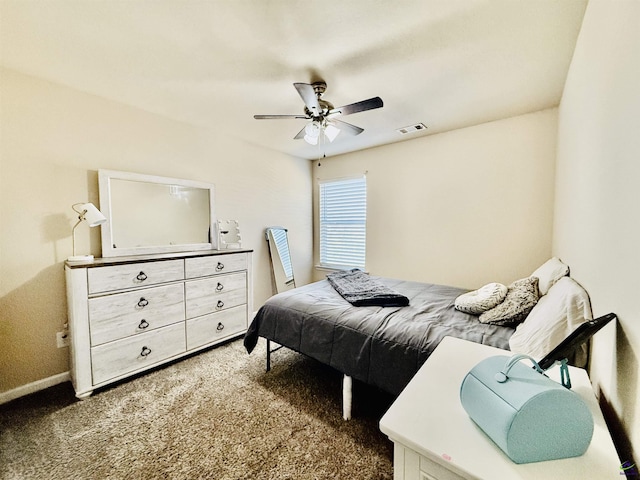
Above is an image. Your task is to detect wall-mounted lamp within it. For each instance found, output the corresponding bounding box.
[69,202,106,262]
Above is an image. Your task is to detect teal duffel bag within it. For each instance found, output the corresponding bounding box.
[459,354,594,464]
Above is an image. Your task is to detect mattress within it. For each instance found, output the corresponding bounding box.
[244,277,514,395]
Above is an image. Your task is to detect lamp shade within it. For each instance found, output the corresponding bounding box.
[324,123,340,142]
[305,121,320,137]
[68,202,107,262]
[80,203,107,227]
[303,134,319,145]
[303,121,321,145]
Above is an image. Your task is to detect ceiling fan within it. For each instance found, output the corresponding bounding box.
[253,81,383,145]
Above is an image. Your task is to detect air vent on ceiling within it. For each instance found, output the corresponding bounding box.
[396,123,427,135]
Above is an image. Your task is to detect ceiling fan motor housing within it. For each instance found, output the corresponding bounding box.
[312,81,327,96]
[305,99,334,119]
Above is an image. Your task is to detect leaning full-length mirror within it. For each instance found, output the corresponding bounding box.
[266,227,295,294]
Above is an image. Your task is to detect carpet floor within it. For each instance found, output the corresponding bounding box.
[0,338,395,479]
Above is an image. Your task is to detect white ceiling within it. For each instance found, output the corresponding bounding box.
[0,0,587,160]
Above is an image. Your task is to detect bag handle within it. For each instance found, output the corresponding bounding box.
[494,354,572,389]
[494,354,544,383]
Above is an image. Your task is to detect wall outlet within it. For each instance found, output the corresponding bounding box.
[56,331,69,348]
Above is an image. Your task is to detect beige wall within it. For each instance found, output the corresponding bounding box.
[0,68,313,395]
[554,0,640,462]
[313,109,558,289]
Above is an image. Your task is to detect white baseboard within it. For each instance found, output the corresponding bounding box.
[0,372,70,405]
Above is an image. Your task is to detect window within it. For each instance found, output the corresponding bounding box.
[318,176,366,270]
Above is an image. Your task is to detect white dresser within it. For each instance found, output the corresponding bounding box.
[379,336,621,480]
[65,249,253,399]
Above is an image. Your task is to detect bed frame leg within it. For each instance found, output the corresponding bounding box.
[266,339,272,372]
[343,375,352,420]
[265,339,284,372]
[265,340,352,419]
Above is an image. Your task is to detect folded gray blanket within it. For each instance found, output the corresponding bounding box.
[326,269,410,307]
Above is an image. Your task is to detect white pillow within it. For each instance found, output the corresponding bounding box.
[531,257,570,295]
[455,282,508,314]
[508,276,592,367]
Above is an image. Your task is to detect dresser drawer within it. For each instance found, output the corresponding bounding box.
[420,454,466,480]
[185,253,247,279]
[186,305,247,350]
[185,272,247,318]
[88,259,184,294]
[88,283,185,346]
[91,323,186,385]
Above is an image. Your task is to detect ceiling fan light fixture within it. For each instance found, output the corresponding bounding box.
[305,121,320,137]
[303,121,322,145]
[324,123,340,142]
[304,133,319,145]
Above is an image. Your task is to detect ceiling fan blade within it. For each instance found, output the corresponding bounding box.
[254,114,308,119]
[293,125,307,140]
[294,83,321,117]
[331,119,364,136]
[329,97,383,117]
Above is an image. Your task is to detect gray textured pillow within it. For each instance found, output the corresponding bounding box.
[479,277,539,326]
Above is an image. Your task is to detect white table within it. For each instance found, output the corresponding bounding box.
[379,336,621,480]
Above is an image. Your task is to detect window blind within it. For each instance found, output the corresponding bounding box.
[319,176,366,270]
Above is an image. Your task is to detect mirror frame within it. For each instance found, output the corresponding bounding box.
[98,169,216,257]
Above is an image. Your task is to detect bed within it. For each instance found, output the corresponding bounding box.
[244,258,594,419]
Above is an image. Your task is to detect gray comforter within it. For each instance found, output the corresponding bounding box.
[244,277,514,395]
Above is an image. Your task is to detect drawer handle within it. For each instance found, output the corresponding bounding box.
[216,322,224,331]
[137,297,149,308]
[216,262,224,271]
[138,319,149,330]
[216,282,224,292]
[216,300,225,309]
[140,346,152,357]
[136,271,148,282]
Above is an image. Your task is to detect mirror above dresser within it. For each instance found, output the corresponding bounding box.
[98,169,216,257]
